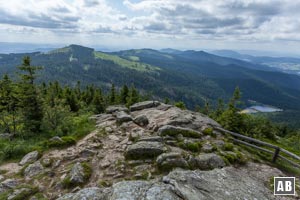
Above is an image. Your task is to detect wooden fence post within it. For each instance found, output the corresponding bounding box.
[272,147,280,163]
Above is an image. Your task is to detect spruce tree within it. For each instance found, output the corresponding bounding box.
[17,56,43,134]
[126,85,139,107]
[109,83,116,104]
[93,89,105,113]
[120,85,129,104]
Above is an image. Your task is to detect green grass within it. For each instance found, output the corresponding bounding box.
[0,114,95,164]
[94,52,160,72]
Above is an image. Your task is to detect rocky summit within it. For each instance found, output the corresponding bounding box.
[0,101,297,199]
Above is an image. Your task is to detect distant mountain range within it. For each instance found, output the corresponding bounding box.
[1,44,300,114]
[211,50,300,75]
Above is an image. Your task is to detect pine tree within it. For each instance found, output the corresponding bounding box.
[217,87,243,132]
[93,89,105,113]
[66,90,80,112]
[109,83,116,105]
[120,85,129,104]
[17,56,43,134]
[0,74,19,135]
[126,85,139,107]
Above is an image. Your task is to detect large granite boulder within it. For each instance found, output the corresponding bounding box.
[158,125,202,138]
[116,111,133,124]
[125,141,166,160]
[133,115,149,126]
[156,152,189,170]
[19,151,39,166]
[130,101,160,112]
[188,153,225,170]
[106,105,129,114]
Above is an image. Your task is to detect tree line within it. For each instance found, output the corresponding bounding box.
[0,56,141,139]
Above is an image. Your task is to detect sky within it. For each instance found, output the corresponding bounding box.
[0,0,300,53]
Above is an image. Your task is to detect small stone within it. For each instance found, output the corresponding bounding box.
[202,143,214,153]
[133,115,149,126]
[24,161,44,178]
[19,151,39,166]
[105,127,113,133]
[108,135,120,141]
[116,111,133,124]
[80,149,97,158]
[69,162,85,185]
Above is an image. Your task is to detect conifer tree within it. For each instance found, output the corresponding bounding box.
[109,83,116,104]
[120,85,129,104]
[126,85,139,107]
[93,89,105,113]
[17,56,43,134]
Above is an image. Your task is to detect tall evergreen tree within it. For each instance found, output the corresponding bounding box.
[93,89,105,113]
[109,83,116,104]
[120,85,129,104]
[126,85,139,107]
[0,74,19,134]
[17,56,43,134]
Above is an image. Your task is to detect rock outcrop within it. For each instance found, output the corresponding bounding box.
[0,101,296,199]
[58,163,288,200]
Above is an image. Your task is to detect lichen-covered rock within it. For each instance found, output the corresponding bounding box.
[116,111,133,124]
[63,162,92,188]
[138,136,163,142]
[7,187,36,200]
[57,187,111,200]
[156,152,189,170]
[188,153,225,170]
[133,115,149,126]
[19,151,39,166]
[24,161,44,178]
[125,141,166,160]
[58,165,280,200]
[69,162,85,185]
[106,105,129,114]
[201,143,214,153]
[130,101,160,111]
[0,179,19,193]
[158,125,202,138]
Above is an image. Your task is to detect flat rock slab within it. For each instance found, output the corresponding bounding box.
[125,141,166,160]
[106,106,129,114]
[58,165,284,200]
[130,101,160,112]
[189,153,225,170]
[158,125,202,138]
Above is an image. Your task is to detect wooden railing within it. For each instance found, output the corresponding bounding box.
[215,127,300,168]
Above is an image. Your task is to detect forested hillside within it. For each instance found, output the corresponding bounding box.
[1,45,300,124]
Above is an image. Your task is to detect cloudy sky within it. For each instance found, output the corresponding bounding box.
[0,0,300,53]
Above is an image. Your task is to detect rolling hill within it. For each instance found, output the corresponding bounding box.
[1,44,300,113]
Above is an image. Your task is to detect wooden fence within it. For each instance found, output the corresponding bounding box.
[215,127,300,168]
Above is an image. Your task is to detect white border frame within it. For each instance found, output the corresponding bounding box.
[274,177,296,196]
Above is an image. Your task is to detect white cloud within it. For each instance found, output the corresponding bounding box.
[0,0,300,53]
